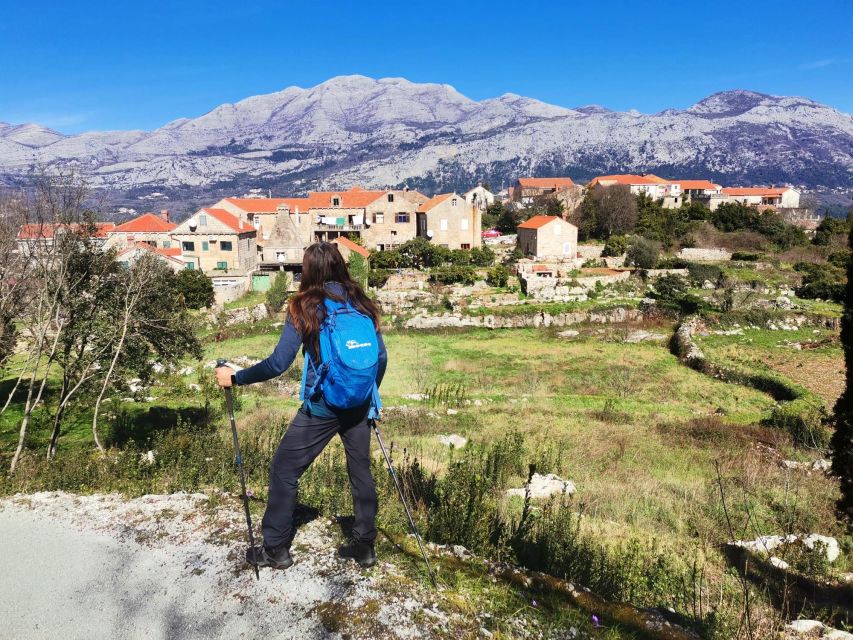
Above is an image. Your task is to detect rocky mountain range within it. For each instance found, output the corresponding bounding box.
[1,75,852,208]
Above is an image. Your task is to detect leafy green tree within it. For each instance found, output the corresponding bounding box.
[482,202,504,230]
[469,246,495,267]
[347,252,369,290]
[601,235,627,257]
[266,271,292,313]
[174,269,215,309]
[814,216,850,246]
[832,226,853,522]
[624,236,660,269]
[495,206,524,234]
[486,265,509,287]
[369,249,403,269]
[577,185,637,239]
[635,193,694,248]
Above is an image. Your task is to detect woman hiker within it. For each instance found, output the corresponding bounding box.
[215,242,387,570]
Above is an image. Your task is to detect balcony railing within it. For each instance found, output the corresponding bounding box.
[315,223,364,231]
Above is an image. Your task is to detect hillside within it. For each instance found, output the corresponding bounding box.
[1,76,852,208]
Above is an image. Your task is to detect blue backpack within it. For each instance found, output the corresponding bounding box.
[301,297,382,413]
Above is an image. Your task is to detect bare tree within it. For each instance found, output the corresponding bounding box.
[8,174,91,471]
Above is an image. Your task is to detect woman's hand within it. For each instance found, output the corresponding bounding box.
[215,365,234,388]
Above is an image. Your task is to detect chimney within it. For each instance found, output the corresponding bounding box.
[158,209,170,223]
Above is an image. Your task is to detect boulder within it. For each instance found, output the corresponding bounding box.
[438,434,467,449]
[786,620,824,634]
[507,473,576,499]
[557,330,580,339]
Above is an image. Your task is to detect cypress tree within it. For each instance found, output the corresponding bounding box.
[831,227,853,522]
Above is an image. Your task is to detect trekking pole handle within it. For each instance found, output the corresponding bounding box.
[216,358,228,368]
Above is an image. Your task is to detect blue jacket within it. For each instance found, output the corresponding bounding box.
[234,283,388,412]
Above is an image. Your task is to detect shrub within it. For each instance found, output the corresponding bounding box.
[428,265,479,285]
[486,265,509,287]
[174,269,215,309]
[601,235,627,257]
[625,236,660,269]
[731,251,762,261]
[686,263,722,287]
[469,245,496,267]
[368,269,392,289]
[265,271,291,313]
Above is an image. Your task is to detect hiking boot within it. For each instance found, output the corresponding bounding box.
[246,542,293,570]
[337,539,376,568]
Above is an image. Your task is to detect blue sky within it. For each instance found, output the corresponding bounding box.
[1,0,852,133]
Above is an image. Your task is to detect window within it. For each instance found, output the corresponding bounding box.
[202,241,209,251]
[332,197,340,207]
[451,198,457,206]
[216,261,228,270]
[162,240,172,249]
[461,219,469,231]
[374,213,384,224]
[199,214,207,226]
[119,261,130,269]
[144,240,156,247]
[440,219,448,231]
[461,243,471,250]
[182,241,195,252]
[221,241,233,251]
[185,262,195,270]
[395,213,410,223]
[387,193,394,203]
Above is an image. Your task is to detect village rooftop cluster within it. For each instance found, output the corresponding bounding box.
[16,174,817,302]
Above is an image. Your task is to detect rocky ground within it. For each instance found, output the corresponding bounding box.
[0,492,458,640]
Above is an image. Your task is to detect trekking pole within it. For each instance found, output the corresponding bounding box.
[218,359,260,581]
[369,418,438,588]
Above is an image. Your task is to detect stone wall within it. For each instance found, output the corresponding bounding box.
[404,306,643,329]
[677,248,732,261]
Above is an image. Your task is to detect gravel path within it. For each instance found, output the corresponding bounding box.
[0,492,434,640]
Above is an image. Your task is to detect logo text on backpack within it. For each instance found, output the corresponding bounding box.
[345,340,372,350]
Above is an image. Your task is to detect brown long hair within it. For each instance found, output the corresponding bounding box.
[288,241,381,353]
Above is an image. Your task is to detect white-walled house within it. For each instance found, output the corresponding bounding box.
[463,185,495,210]
[589,174,681,204]
[516,215,578,259]
[721,187,800,209]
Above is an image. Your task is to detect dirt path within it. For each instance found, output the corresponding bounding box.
[0,492,433,640]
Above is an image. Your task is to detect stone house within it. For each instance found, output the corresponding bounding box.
[106,211,176,251]
[512,177,576,205]
[516,215,578,259]
[416,193,482,250]
[170,208,257,276]
[361,189,427,251]
[16,222,115,256]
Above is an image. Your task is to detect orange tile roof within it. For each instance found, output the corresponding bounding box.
[589,174,671,187]
[722,187,791,197]
[201,208,255,233]
[676,180,720,191]
[517,177,575,189]
[224,197,313,214]
[332,236,370,259]
[113,212,176,233]
[308,189,386,208]
[118,242,185,263]
[17,222,115,239]
[416,193,455,213]
[517,215,562,230]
